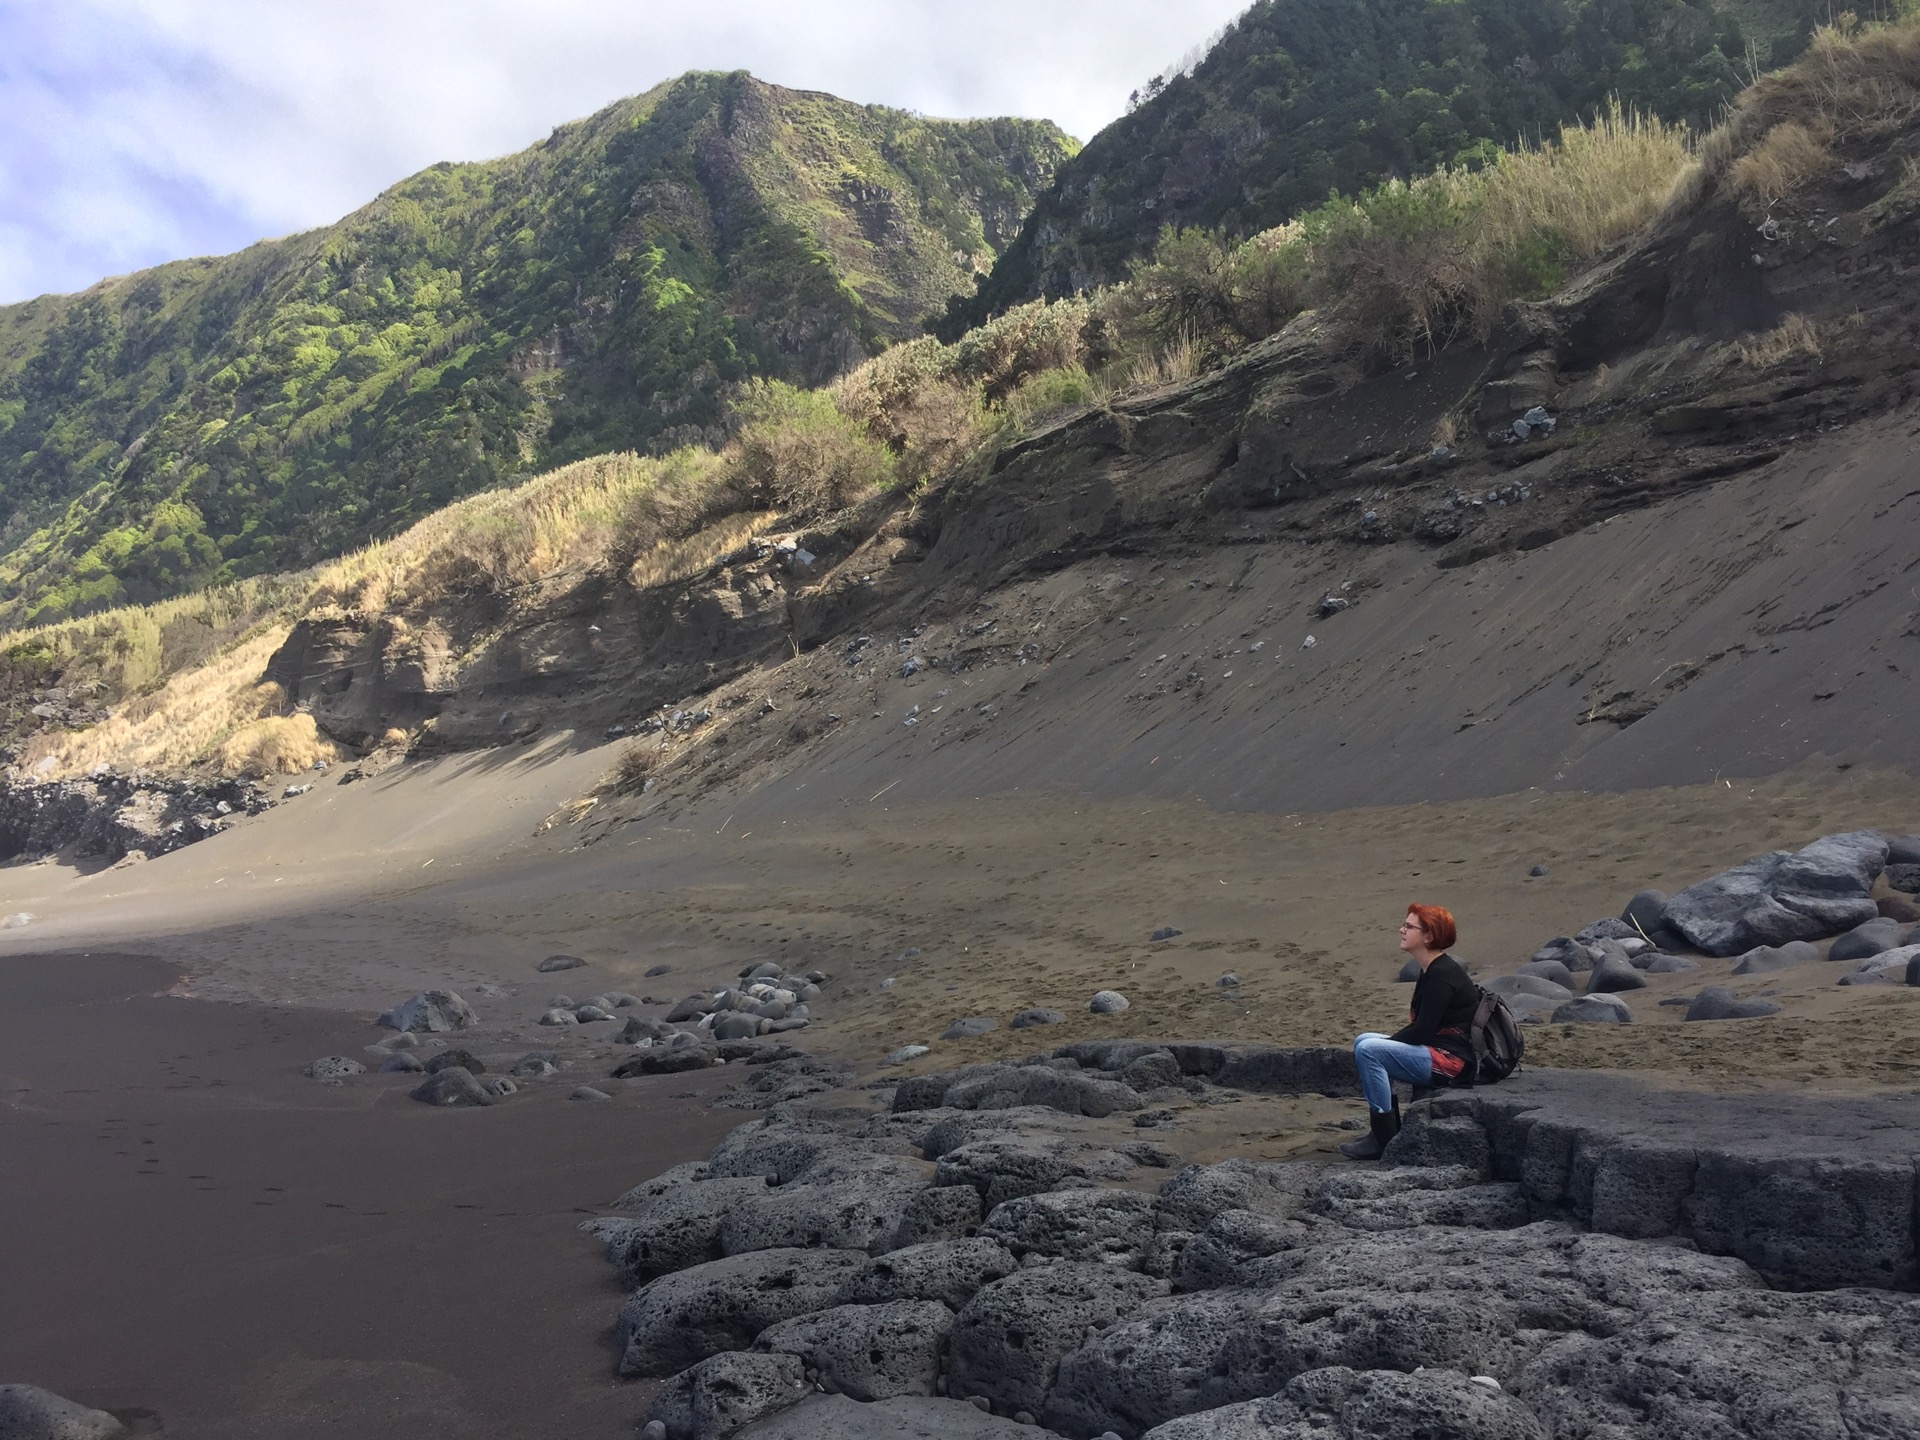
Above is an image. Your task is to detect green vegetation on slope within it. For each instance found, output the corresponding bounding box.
[0,72,1073,627]
[952,0,1864,330]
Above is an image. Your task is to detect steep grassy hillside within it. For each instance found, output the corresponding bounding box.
[953,0,1858,327]
[0,73,1072,627]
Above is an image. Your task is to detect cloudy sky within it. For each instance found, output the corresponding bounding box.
[0,0,1251,305]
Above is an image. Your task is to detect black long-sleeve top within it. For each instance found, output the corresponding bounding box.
[1390,953,1478,1065]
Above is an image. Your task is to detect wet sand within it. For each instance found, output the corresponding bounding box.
[0,949,739,1439]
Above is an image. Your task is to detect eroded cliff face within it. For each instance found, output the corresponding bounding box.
[239,142,1920,803]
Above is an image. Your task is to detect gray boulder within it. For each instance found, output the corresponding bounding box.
[1310,1166,1529,1233]
[410,1067,493,1106]
[1528,938,1590,972]
[1514,959,1575,989]
[668,994,718,1022]
[423,1048,484,1075]
[1042,1226,1757,1437]
[1575,918,1639,945]
[732,1395,1042,1439]
[1089,991,1131,1015]
[1155,1159,1313,1233]
[714,1013,767,1041]
[0,1386,126,1440]
[942,1018,999,1040]
[1691,987,1781,1023]
[538,1008,578,1027]
[481,1076,517,1098]
[1828,916,1907,962]
[884,1045,933,1066]
[573,1003,617,1023]
[1888,833,1920,865]
[941,1065,1144,1120]
[1838,945,1920,985]
[509,1053,558,1077]
[720,1175,926,1257]
[1620,889,1669,934]
[934,1134,1160,1209]
[884,1185,986,1251]
[377,989,477,1032]
[1886,862,1920,893]
[1141,1365,1548,1440]
[949,1264,1167,1416]
[379,1051,425,1073]
[1396,958,1421,983]
[1550,994,1632,1024]
[601,1175,774,1284]
[1122,1050,1182,1091]
[1729,940,1818,975]
[1486,975,1570,1004]
[617,1015,676,1045]
[538,953,587,972]
[1170,1208,1308,1292]
[1642,953,1699,974]
[977,1187,1158,1267]
[644,1351,810,1440]
[1585,956,1647,994]
[756,1300,953,1400]
[1662,831,1886,955]
[570,1086,613,1102]
[834,1238,1018,1309]
[1010,1008,1066,1029]
[616,1247,871,1376]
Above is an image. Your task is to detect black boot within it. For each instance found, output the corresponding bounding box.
[1338,1107,1400,1160]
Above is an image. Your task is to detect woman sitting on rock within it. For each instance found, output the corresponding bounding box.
[1339,903,1477,1160]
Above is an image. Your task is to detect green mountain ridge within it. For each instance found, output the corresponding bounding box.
[954,0,1847,329]
[0,72,1073,626]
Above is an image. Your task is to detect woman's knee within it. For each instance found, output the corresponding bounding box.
[1353,1032,1388,1056]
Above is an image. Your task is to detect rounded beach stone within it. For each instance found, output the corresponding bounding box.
[1010,1008,1066,1029]
[1516,959,1575,988]
[410,1067,493,1106]
[424,1048,485,1075]
[570,1085,613,1102]
[538,954,587,972]
[884,1044,933,1066]
[377,989,477,1032]
[1828,917,1906,962]
[1586,956,1647,994]
[1551,994,1632,1024]
[1730,940,1818,975]
[1089,991,1131,1015]
[379,1051,425,1073]
[0,1384,126,1440]
[1684,986,1782,1021]
[943,1017,999,1040]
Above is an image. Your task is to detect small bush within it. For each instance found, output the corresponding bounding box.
[727,379,897,517]
[218,712,336,778]
[610,743,654,794]
[950,297,1095,399]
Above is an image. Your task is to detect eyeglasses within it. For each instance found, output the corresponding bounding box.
[1398,921,1424,932]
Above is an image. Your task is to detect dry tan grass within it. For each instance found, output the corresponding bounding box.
[1738,312,1825,367]
[627,511,776,590]
[217,712,338,777]
[1730,120,1837,213]
[21,628,295,778]
[1709,15,1920,206]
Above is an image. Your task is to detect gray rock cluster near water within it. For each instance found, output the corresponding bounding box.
[1492,830,1920,1025]
[584,1045,1920,1440]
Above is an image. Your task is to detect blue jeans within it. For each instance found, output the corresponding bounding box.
[1353,1032,1432,1114]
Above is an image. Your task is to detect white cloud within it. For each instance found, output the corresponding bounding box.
[0,0,1251,303]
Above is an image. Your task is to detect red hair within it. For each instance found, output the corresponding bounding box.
[1405,903,1457,951]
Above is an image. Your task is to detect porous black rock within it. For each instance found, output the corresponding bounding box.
[1886,862,1920,894]
[833,1238,1018,1310]
[756,1300,953,1400]
[732,1395,1041,1439]
[978,1187,1157,1267]
[644,1351,810,1439]
[1662,831,1886,955]
[616,1247,870,1376]
[1140,1365,1548,1440]
[949,1264,1167,1417]
[598,1175,774,1285]
[423,1048,485,1075]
